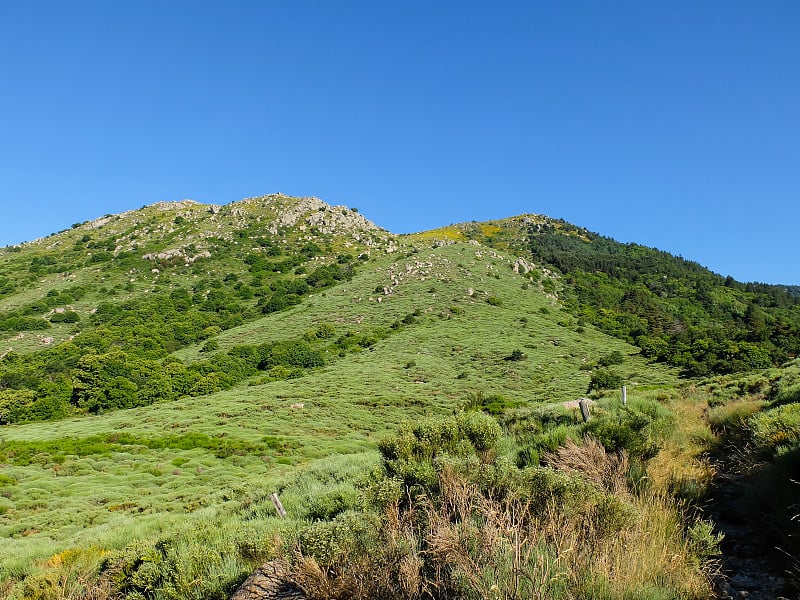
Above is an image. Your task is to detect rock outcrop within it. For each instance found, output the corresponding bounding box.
[230,560,305,600]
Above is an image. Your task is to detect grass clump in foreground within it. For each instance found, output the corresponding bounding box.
[289,410,715,600]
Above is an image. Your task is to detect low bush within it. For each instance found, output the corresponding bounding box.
[582,399,675,462]
[588,368,623,392]
[305,486,361,521]
[748,403,800,458]
[706,399,767,436]
[377,412,502,490]
[49,311,80,324]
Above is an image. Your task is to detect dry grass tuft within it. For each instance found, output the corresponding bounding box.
[291,460,715,599]
[543,436,630,496]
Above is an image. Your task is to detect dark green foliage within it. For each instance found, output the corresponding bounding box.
[397,218,798,379]
[334,329,387,352]
[0,388,71,424]
[0,219,368,425]
[299,242,322,258]
[505,348,525,361]
[201,339,219,353]
[377,412,502,489]
[259,291,300,314]
[49,310,80,323]
[306,323,336,340]
[260,339,325,369]
[0,318,333,422]
[486,296,502,306]
[0,315,50,331]
[71,350,153,412]
[306,262,353,288]
[520,223,800,375]
[0,276,17,298]
[306,487,361,521]
[598,350,625,367]
[588,368,623,392]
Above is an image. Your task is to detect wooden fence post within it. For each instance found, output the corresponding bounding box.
[622,385,627,406]
[578,398,591,423]
[271,493,287,519]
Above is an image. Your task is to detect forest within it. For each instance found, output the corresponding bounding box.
[523,221,800,376]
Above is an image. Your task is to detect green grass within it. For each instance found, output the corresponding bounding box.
[0,227,678,594]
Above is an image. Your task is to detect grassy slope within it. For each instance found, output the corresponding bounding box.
[0,240,677,580]
[0,195,388,356]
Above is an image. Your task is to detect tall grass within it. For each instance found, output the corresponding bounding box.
[291,464,714,600]
[286,412,716,600]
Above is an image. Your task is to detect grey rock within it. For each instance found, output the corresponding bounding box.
[230,560,305,600]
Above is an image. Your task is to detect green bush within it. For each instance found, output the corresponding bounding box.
[49,310,80,323]
[201,339,219,353]
[188,372,223,396]
[706,400,766,435]
[458,411,502,452]
[588,368,623,392]
[298,511,380,565]
[306,485,361,521]
[583,400,674,461]
[261,339,324,369]
[505,348,525,361]
[306,322,336,340]
[377,413,502,489]
[686,519,723,560]
[748,403,800,458]
[598,350,625,367]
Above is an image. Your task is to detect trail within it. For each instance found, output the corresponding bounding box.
[708,465,793,599]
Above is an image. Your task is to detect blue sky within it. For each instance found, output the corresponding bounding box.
[1,2,798,284]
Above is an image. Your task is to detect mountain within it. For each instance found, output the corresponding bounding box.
[0,195,676,425]
[0,195,798,599]
[416,215,800,376]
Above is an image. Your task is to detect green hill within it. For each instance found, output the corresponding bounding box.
[417,216,800,376]
[0,195,797,599]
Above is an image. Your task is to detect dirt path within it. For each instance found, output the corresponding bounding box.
[707,470,792,599]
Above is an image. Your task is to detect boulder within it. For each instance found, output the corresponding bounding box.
[230,560,305,600]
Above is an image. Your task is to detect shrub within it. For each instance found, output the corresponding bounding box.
[706,400,766,436]
[748,403,800,458]
[598,350,625,366]
[588,368,623,392]
[306,486,361,521]
[200,339,219,353]
[505,348,525,361]
[458,411,502,452]
[582,400,674,462]
[298,511,380,565]
[377,413,502,489]
[188,372,223,396]
[262,340,324,369]
[307,323,336,340]
[49,310,80,323]
[686,519,723,560]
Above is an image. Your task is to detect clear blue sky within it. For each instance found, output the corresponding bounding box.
[1,2,798,284]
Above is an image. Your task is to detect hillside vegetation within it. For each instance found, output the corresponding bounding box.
[0,195,798,599]
[419,216,800,377]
